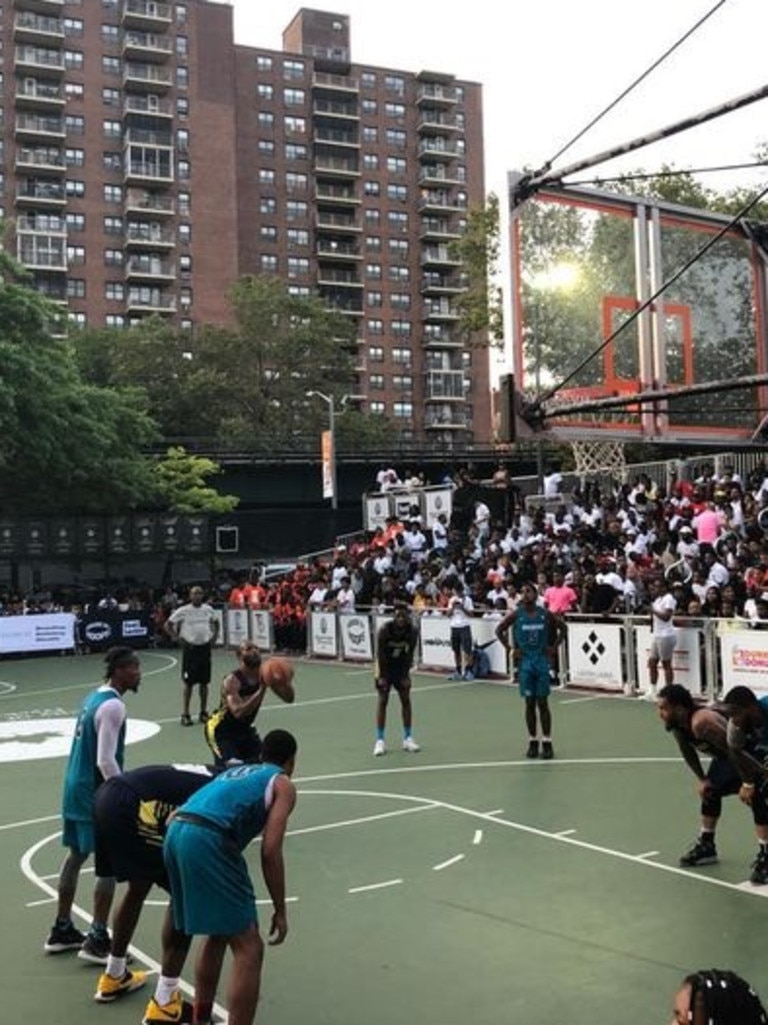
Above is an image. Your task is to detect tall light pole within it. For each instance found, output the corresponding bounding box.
[305,390,337,511]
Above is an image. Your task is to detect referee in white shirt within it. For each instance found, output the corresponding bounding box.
[164,586,220,726]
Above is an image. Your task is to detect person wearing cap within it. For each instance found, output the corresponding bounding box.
[44,647,142,965]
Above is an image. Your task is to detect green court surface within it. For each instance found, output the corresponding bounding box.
[2,649,768,1025]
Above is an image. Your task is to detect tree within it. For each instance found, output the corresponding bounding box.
[153,446,239,514]
[0,245,160,515]
[449,192,504,347]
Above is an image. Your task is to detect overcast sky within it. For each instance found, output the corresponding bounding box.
[228,0,767,200]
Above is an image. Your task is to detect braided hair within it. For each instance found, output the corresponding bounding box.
[685,969,768,1025]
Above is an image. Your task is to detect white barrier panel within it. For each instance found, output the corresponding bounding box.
[634,625,703,695]
[212,608,225,646]
[309,610,338,658]
[0,612,75,653]
[718,628,768,696]
[364,495,390,532]
[250,610,272,651]
[418,616,508,675]
[423,487,453,528]
[225,608,250,648]
[338,613,373,661]
[566,621,624,691]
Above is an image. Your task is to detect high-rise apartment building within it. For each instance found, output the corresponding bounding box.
[1,2,490,445]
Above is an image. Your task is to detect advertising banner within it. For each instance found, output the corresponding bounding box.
[79,610,153,650]
[181,515,209,554]
[107,517,132,557]
[309,610,338,658]
[423,487,453,528]
[338,613,373,661]
[566,621,625,691]
[718,628,768,696]
[133,515,157,556]
[21,521,49,558]
[0,522,19,558]
[0,613,75,654]
[418,615,508,675]
[225,607,249,648]
[251,610,272,651]
[364,495,390,533]
[80,518,105,558]
[634,625,703,695]
[50,519,76,558]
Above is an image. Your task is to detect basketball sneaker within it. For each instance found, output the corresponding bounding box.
[94,969,147,1002]
[679,836,718,867]
[402,736,420,753]
[44,921,85,954]
[526,740,539,759]
[78,930,111,965]
[541,741,554,760]
[373,738,386,756]
[142,991,194,1024]
[750,848,768,885]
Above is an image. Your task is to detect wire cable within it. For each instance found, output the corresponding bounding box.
[567,161,768,188]
[543,0,728,172]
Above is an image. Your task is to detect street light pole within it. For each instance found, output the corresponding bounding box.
[305,390,337,511]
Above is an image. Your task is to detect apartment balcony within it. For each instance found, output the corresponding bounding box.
[419,164,466,187]
[125,188,174,216]
[419,191,467,213]
[312,71,359,94]
[418,138,461,162]
[314,155,360,178]
[15,211,66,234]
[126,289,177,313]
[121,0,172,31]
[315,183,360,206]
[13,0,64,15]
[419,218,462,242]
[425,370,465,401]
[316,212,361,233]
[13,11,64,44]
[123,62,173,91]
[304,43,351,74]
[16,178,66,206]
[316,269,362,288]
[125,254,175,280]
[422,326,461,348]
[17,236,67,271]
[421,246,462,267]
[320,289,363,315]
[417,112,460,134]
[421,272,466,294]
[425,407,469,430]
[15,146,65,173]
[416,84,458,107]
[15,78,64,109]
[14,45,65,73]
[15,112,65,140]
[123,30,173,62]
[125,221,175,248]
[312,98,358,120]
[313,127,359,149]
[316,239,361,260]
[423,299,460,321]
[123,94,173,118]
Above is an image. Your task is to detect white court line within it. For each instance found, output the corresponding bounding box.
[636,851,660,859]
[0,652,179,702]
[560,695,602,705]
[473,830,483,845]
[349,878,402,894]
[433,854,465,871]
[484,808,504,816]
[0,814,58,833]
[555,829,577,837]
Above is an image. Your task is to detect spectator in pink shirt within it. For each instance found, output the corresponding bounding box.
[693,501,724,552]
[543,570,579,615]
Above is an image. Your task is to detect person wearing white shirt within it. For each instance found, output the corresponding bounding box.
[646,577,677,699]
[430,513,448,552]
[446,586,475,680]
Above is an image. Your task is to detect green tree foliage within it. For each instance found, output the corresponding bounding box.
[450,192,504,347]
[0,248,160,515]
[153,446,239,514]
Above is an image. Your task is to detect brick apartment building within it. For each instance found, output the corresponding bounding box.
[1,1,491,446]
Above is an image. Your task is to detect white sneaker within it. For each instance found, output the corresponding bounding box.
[402,736,420,753]
[373,738,386,756]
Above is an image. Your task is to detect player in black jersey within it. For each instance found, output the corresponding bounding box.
[204,641,268,768]
[373,601,420,756]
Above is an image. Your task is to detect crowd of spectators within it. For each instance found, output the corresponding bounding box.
[5,457,768,654]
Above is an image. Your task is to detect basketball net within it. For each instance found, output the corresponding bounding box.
[570,436,627,482]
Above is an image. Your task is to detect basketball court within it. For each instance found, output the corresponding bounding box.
[2,649,768,1024]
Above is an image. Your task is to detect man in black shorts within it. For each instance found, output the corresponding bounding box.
[205,640,268,768]
[92,761,216,1018]
[164,586,220,726]
[373,601,420,755]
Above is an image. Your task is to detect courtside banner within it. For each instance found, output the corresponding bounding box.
[0,613,75,654]
[338,613,373,661]
[471,619,509,675]
[250,610,272,652]
[419,615,454,670]
[566,621,624,690]
[364,496,389,532]
[309,610,337,658]
[225,608,249,648]
[211,607,225,647]
[634,625,703,695]
[718,628,768,696]
[423,487,453,528]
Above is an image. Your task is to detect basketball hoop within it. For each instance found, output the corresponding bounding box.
[570,435,627,483]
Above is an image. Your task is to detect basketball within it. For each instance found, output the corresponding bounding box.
[261,657,296,704]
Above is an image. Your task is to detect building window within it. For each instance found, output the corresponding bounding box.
[177,129,189,154]
[177,66,188,89]
[286,228,309,245]
[362,126,378,143]
[63,50,84,69]
[256,55,273,71]
[285,116,306,134]
[178,160,190,180]
[177,96,189,118]
[103,119,121,138]
[100,24,118,42]
[65,115,85,134]
[366,291,382,307]
[389,265,410,282]
[366,319,384,334]
[103,183,122,203]
[364,209,380,226]
[65,180,85,198]
[288,285,310,298]
[369,400,385,414]
[363,153,379,170]
[361,98,377,114]
[283,88,305,106]
[258,139,275,156]
[364,181,380,197]
[393,402,413,418]
[285,200,307,219]
[176,35,188,58]
[260,197,277,214]
[285,143,307,160]
[361,71,377,88]
[102,87,120,106]
[102,55,120,75]
[179,287,192,309]
[365,263,382,279]
[66,212,85,232]
[260,254,278,273]
[260,225,277,241]
[104,248,123,265]
[176,4,187,25]
[67,244,85,264]
[67,278,85,298]
[369,374,385,390]
[387,157,407,175]
[258,111,274,129]
[65,82,84,100]
[179,254,192,274]
[178,192,191,215]
[103,216,123,234]
[387,210,408,231]
[391,319,412,336]
[64,17,84,35]
[388,238,409,258]
[283,59,304,79]
[386,128,406,149]
[392,347,412,365]
[285,171,308,192]
[384,102,405,118]
[365,236,381,251]
[287,256,309,278]
[384,74,405,95]
[368,346,385,362]
[259,169,276,185]
[65,148,84,167]
[178,223,191,244]
[387,183,407,201]
[390,292,411,309]
[105,282,124,300]
[106,314,125,328]
[393,374,413,391]
[69,312,87,327]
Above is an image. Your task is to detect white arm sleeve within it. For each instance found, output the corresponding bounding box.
[94,698,126,779]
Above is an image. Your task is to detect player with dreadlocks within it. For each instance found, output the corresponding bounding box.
[670,969,768,1024]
